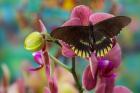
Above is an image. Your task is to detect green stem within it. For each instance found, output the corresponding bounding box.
[48,54,84,92]
[71,57,84,93]
[48,53,71,72]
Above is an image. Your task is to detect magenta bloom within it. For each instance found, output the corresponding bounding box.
[83,41,123,93]
[28,51,44,71]
[62,5,133,93]
[60,5,115,58]
[28,20,58,93]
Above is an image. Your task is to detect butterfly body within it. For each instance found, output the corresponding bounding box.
[50,16,131,58]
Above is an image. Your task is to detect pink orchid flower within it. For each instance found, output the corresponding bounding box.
[60,5,116,58]
[61,5,132,93]
[82,34,123,93]
[82,40,122,92]
[28,20,58,93]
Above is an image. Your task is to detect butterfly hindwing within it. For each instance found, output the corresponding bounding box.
[71,46,91,58]
[91,30,115,57]
[71,40,91,58]
[94,38,115,57]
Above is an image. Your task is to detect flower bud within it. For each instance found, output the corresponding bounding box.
[24,32,44,52]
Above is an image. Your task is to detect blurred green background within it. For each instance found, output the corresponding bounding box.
[0,0,140,93]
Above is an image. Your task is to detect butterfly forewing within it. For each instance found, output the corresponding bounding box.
[50,26,92,58]
[93,16,131,38]
[50,16,131,58]
[51,26,90,44]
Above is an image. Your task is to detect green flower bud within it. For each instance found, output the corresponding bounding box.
[24,32,44,52]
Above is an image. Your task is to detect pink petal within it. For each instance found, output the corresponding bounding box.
[44,87,51,93]
[32,52,43,65]
[105,74,116,93]
[94,57,116,93]
[45,65,51,81]
[28,52,44,71]
[82,65,97,90]
[95,83,106,93]
[42,50,50,65]
[62,18,82,26]
[17,79,25,93]
[39,20,47,32]
[98,60,114,77]
[95,78,106,93]
[49,77,58,93]
[89,13,114,25]
[61,41,76,58]
[104,43,121,68]
[113,86,133,93]
[98,60,110,70]
[28,64,44,71]
[90,53,98,78]
[70,5,92,25]
[95,74,116,93]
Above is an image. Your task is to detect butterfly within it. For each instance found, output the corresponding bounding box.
[50,16,131,58]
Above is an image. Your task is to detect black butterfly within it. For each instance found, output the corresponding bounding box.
[50,16,131,58]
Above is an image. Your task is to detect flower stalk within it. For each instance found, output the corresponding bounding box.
[48,53,71,72]
[49,54,84,92]
[71,57,84,93]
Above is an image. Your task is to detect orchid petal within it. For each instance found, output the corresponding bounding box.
[45,65,51,81]
[17,79,25,93]
[42,50,50,65]
[28,52,44,71]
[49,76,58,93]
[105,74,116,93]
[113,86,133,93]
[98,60,114,77]
[70,5,92,25]
[104,43,121,68]
[28,64,44,71]
[95,74,116,93]
[89,13,114,25]
[32,52,43,65]
[61,41,76,58]
[82,65,97,90]
[44,87,51,93]
[39,20,47,32]
[95,83,106,93]
[90,53,98,78]
[95,77,106,93]
[62,18,82,26]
